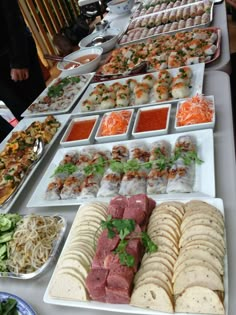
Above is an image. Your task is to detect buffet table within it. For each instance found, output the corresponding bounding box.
[0,69,235,314]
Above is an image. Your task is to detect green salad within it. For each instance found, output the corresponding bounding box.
[0,298,18,315]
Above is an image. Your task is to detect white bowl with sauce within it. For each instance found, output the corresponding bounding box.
[79,28,121,53]
[107,0,134,15]
[57,47,103,75]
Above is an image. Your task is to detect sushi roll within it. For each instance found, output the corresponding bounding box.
[179,66,192,79]
[116,93,130,107]
[117,84,130,96]
[172,73,189,86]
[154,85,169,101]
[154,78,169,88]
[171,82,190,99]
[134,88,149,105]
[81,100,94,112]
[103,91,116,100]
[110,82,124,93]
[142,73,155,88]
[95,83,107,94]
[167,52,184,68]
[100,97,116,110]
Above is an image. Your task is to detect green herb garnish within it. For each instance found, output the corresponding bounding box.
[51,163,78,177]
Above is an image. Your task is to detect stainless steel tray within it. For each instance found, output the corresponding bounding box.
[0,215,67,279]
[119,0,214,46]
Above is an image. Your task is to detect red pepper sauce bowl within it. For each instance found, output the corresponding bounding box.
[60,115,100,147]
[132,104,171,139]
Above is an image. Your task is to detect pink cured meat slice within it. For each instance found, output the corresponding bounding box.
[108,204,125,219]
[126,238,143,272]
[128,194,149,213]
[110,195,128,208]
[104,253,121,270]
[123,206,146,225]
[148,197,156,215]
[106,286,131,304]
[106,265,134,290]
[86,268,109,301]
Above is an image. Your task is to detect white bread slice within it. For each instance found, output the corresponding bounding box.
[131,283,174,313]
[175,286,224,314]
[173,265,224,295]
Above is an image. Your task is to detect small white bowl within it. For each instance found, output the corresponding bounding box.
[107,0,134,15]
[57,47,103,75]
[79,28,121,54]
[60,115,100,147]
[95,109,134,143]
[132,104,171,139]
[175,95,215,132]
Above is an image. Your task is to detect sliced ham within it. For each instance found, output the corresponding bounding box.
[107,265,134,290]
[86,268,109,301]
[106,286,132,304]
[123,206,146,225]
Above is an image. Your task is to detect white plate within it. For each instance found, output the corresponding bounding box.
[43,197,228,315]
[0,291,36,315]
[72,63,205,115]
[0,114,70,214]
[21,72,95,117]
[27,129,215,208]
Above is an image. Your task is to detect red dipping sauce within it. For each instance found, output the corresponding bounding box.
[135,108,169,132]
[66,119,96,141]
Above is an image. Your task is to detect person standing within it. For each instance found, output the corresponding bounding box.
[0,0,46,142]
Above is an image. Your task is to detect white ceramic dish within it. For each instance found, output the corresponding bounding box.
[72,63,205,115]
[174,95,215,132]
[132,104,171,139]
[79,28,121,53]
[21,73,95,117]
[60,115,100,147]
[95,109,134,143]
[43,197,228,315]
[27,129,215,208]
[0,114,70,214]
[0,215,66,279]
[57,47,103,75]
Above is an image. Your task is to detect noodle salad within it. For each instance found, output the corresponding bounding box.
[0,214,65,274]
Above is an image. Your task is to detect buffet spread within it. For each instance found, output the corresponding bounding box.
[0,1,233,315]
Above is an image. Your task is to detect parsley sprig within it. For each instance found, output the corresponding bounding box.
[100,216,157,267]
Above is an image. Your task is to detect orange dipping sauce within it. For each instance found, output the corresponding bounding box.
[65,54,98,69]
[66,119,96,141]
[135,108,169,132]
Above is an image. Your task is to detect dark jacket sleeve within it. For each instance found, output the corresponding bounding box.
[0,0,30,68]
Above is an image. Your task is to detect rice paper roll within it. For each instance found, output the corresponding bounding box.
[173,0,181,7]
[160,3,167,10]
[201,13,210,25]
[112,144,129,162]
[170,22,179,31]
[97,168,122,197]
[147,168,169,194]
[60,151,79,165]
[155,13,163,26]
[162,11,170,24]
[45,178,64,200]
[174,135,195,152]
[186,17,194,27]
[166,158,195,193]
[80,174,100,197]
[169,11,177,23]
[60,172,84,199]
[190,5,198,17]
[166,2,174,9]
[147,16,156,28]
[194,15,202,26]
[196,3,204,15]
[183,7,190,19]
[149,140,171,161]
[129,142,150,162]
[119,170,147,195]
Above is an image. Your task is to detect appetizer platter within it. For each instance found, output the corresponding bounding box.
[120,0,214,44]
[0,292,36,315]
[44,197,228,315]
[0,213,66,279]
[21,72,95,117]
[0,114,70,214]
[96,28,220,77]
[72,63,204,115]
[27,128,215,208]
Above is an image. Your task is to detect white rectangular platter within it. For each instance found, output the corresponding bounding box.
[27,128,215,208]
[43,197,228,315]
[21,72,95,117]
[72,63,204,115]
[0,114,70,214]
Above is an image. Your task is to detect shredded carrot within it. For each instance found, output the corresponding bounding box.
[176,94,214,126]
[100,110,131,136]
